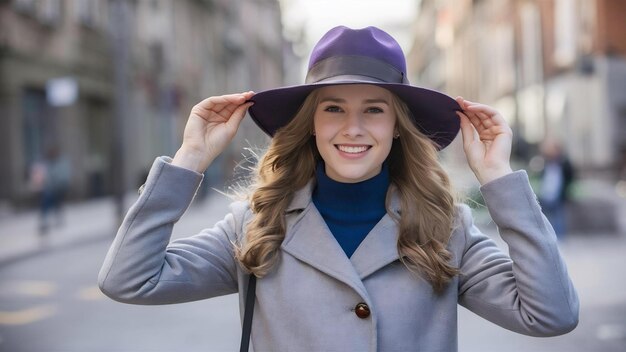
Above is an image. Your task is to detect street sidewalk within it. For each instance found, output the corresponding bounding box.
[0,191,234,266]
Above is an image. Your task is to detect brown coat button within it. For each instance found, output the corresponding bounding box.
[354,302,370,319]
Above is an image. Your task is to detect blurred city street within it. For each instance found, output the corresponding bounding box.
[0,191,243,352]
[2,0,626,351]
[1,192,625,351]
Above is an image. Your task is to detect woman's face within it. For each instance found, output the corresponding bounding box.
[313,84,397,183]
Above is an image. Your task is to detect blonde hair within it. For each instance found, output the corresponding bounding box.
[235,88,458,293]
[387,96,459,292]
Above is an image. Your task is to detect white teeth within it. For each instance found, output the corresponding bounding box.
[337,145,369,154]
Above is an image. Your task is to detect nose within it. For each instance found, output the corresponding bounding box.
[342,111,364,138]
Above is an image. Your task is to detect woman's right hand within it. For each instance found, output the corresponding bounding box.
[172,91,255,173]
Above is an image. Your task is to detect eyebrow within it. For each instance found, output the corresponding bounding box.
[319,97,390,105]
[363,98,390,105]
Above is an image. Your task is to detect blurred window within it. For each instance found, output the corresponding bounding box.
[490,24,515,95]
[38,0,62,27]
[578,0,596,55]
[13,0,36,15]
[21,88,56,178]
[554,0,577,67]
[520,2,543,85]
[75,0,98,28]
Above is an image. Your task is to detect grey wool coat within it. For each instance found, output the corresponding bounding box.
[98,157,579,352]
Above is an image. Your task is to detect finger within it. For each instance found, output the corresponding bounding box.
[455,96,466,110]
[457,111,478,146]
[463,100,498,114]
[211,96,248,113]
[455,96,477,111]
[478,125,513,141]
[216,91,255,110]
[217,92,254,111]
[197,93,250,111]
[197,94,243,107]
[465,103,508,126]
[225,101,254,130]
[243,90,255,100]
[464,109,486,134]
[216,94,255,119]
[214,103,243,120]
[196,94,251,120]
[473,111,496,128]
[456,97,491,130]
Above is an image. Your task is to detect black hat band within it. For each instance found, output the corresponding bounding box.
[305,55,409,85]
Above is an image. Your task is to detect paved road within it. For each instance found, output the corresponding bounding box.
[1,208,625,351]
[0,238,241,352]
[0,192,241,352]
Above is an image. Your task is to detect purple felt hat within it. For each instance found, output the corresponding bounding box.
[248,26,461,149]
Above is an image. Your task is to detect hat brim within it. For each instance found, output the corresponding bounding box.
[248,79,461,150]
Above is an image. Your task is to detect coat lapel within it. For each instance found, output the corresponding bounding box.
[281,183,369,299]
[351,186,401,279]
[350,214,400,279]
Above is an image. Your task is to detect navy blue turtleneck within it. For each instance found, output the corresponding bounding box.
[312,163,390,258]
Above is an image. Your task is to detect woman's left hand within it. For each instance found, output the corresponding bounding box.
[456,97,513,185]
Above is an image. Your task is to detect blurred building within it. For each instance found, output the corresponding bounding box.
[0,0,293,208]
[409,0,626,178]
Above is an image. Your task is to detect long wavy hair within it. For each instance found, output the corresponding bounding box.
[235,88,459,293]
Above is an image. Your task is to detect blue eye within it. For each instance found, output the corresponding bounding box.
[366,107,384,113]
[324,105,342,113]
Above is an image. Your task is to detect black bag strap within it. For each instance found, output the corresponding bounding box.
[240,275,256,352]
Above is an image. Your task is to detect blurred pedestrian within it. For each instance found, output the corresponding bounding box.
[29,145,71,236]
[99,26,578,351]
[538,138,575,238]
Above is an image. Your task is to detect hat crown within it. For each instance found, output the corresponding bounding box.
[307,26,407,75]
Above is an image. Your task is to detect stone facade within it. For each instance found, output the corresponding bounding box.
[408,0,626,177]
[0,0,292,207]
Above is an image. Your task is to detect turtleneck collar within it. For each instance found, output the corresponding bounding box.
[313,162,390,213]
[312,162,390,257]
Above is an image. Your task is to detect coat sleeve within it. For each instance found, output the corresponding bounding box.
[98,157,244,305]
[457,170,579,337]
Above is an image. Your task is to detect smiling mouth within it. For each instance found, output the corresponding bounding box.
[335,145,371,154]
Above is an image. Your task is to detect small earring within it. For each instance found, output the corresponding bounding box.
[393,132,400,139]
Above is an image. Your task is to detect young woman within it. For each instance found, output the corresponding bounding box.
[99,26,578,351]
